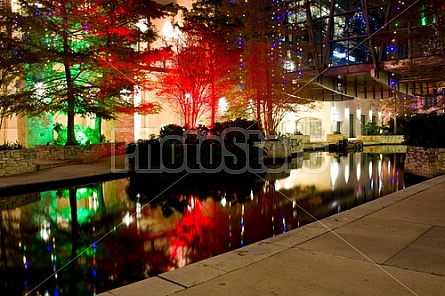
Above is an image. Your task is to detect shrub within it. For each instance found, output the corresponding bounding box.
[159,124,184,137]
[403,112,445,148]
[54,123,100,145]
[0,141,24,151]
[380,117,406,135]
[126,119,265,172]
[364,122,381,135]
[211,118,263,143]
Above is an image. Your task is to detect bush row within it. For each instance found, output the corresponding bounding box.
[0,141,24,151]
[403,112,445,148]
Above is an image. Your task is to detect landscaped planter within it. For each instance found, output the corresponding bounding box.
[0,149,36,177]
[404,146,445,178]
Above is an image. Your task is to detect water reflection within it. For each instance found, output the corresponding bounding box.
[0,152,411,295]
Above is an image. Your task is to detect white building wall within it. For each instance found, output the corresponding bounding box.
[0,117,19,144]
[277,98,381,142]
[134,0,197,139]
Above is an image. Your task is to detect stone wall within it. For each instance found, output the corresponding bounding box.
[0,149,36,177]
[358,135,404,144]
[254,138,304,160]
[404,146,445,178]
[363,145,407,154]
[326,134,345,143]
[35,142,126,163]
[290,135,310,144]
[0,192,40,210]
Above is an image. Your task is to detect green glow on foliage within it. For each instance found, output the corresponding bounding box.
[52,188,101,224]
[76,131,88,145]
[85,248,96,257]
[419,4,431,26]
[54,124,100,145]
[77,208,93,224]
[76,188,95,200]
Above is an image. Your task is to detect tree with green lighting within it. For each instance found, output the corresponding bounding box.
[11,0,165,145]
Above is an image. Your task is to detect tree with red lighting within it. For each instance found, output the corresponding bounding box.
[10,0,165,145]
[221,0,313,135]
[182,0,240,127]
[156,24,236,129]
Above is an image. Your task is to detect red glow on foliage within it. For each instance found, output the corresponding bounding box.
[116,102,158,114]
[168,198,227,267]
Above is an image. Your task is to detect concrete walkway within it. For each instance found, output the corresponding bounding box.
[97,175,445,296]
[0,155,128,196]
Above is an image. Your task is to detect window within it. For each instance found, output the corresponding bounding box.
[296,117,322,139]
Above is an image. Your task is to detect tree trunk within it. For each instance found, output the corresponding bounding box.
[266,97,274,135]
[66,100,77,145]
[64,59,77,145]
[95,115,102,142]
[62,4,78,146]
[210,47,216,128]
[69,188,80,295]
[393,93,397,135]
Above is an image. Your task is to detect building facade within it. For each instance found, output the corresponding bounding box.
[1,0,443,145]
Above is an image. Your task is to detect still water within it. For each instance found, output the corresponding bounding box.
[1,151,414,295]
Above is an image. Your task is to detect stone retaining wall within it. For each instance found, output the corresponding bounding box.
[363,145,407,154]
[0,192,40,210]
[358,135,404,144]
[0,149,36,177]
[404,146,445,178]
[326,134,347,143]
[290,135,310,144]
[254,138,304,160]
[35,142,126,163]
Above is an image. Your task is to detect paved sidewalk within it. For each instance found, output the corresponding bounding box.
[98,175,445,296]
[0,155,128,196]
